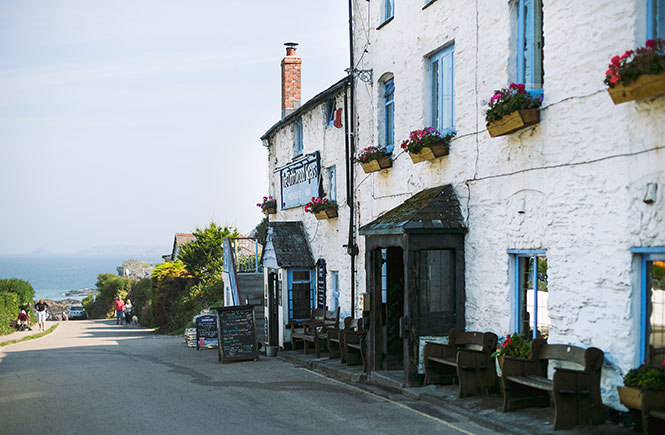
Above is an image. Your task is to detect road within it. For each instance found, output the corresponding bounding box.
[0,320,494,435]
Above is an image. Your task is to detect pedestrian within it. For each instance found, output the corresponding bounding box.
[124,299,133,325]
[33,299,49,331]
[114,296,125,325]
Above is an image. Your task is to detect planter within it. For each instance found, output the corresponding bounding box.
[263,207,276,215]
[314,208,338,220]
[608,71,665,104]
[360,155,393,173]
[487,108,540,137]
[266,345,279,357]
[408,141,449,164]
[618,386,643,410]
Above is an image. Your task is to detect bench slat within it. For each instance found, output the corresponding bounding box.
[650,410,665,420]
[506,375,553,391]
[427,356,456,366]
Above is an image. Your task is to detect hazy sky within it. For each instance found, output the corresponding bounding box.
[0,1,349,255]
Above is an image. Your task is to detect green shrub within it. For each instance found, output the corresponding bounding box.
[151,261,193,332]
[0,278,35,306]
[0,291,20,335]
[624,365,665,390]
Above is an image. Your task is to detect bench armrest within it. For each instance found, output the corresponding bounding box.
[424,342,457,360]
[502,356,542,378]
[344,330,366,345]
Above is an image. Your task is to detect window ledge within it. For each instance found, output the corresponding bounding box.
[422,0,438,10]
[376,16,394,30]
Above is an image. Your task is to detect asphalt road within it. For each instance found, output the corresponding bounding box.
[0,319,495,435]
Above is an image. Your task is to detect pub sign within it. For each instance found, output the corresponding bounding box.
[280,152,321,209]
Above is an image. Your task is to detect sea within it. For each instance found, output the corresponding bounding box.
[0,255,162,301]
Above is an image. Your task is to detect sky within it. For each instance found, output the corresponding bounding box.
[0,1,349,256]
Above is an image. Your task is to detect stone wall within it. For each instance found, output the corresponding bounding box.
[352,0,665,408]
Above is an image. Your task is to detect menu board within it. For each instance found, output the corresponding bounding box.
[316,259,326,309]
[214,305,259,363]
[195,314,218,350]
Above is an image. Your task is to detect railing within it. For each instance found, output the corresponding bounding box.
[223,237,263,306]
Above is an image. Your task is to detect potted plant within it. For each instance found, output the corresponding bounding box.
[357,146,392,173]
[605,38,665,104]
[400,127,455,163]
[257,196,277,215]
[485,83,542,137]
[617,364,665,433]
[305,196,338,220]
[491,333,535,369]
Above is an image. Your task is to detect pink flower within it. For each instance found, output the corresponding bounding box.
[490,93,502,103]
[609,74,620,84]
[611,55,621,65]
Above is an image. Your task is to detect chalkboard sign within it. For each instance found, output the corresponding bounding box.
[316,259,327,309]
[214,305,259,363]
[195,314,218,350]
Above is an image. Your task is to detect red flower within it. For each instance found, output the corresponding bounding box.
[646,39,655,48]
[609,74,620,84]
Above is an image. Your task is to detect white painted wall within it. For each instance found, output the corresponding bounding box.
[352,0,665,409]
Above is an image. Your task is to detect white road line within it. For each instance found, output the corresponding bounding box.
[303,368,477,435]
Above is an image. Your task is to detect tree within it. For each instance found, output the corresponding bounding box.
[177,221,238,281]
[253,216,268,246]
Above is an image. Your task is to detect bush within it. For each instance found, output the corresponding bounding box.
[0,278,35,306]
[0,291,20,335]
[624,365,665,390]
[151,261,193,332]
[84,273,134,319]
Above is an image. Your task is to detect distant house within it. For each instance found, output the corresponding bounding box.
[162,233,197,262]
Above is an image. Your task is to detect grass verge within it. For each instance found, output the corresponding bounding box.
[0,323,59,347]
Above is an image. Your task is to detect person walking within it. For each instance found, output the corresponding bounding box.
[114,296,125,325]
[124,299,133,325]
[33,299,49,331]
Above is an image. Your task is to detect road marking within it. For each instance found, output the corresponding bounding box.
[303,368,476,435]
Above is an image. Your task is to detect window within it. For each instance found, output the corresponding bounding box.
[328,166,337,202]
[509,250,549,339]
[384,0,394,23]
[383,78,395,152]
[325,99,336,127]
[517,0,543,96]
[287,269,314,321]
[418,250,454,313]
[648,0,665,40]
[293,118,303,157]
[632,248,665,367]
[430,44,454,134]
[331,271,340,312]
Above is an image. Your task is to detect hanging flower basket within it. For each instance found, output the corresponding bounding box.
[314,208,338,220]
[605,39,665,104]
[263,207,276,215]
[487,109,540,137]
[485,83,542,137]
[257,196,277,214]
[400,127,455,164]
[358,146,392,173]
[305,197,338,220]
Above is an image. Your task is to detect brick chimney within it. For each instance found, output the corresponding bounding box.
[281,42,301,119]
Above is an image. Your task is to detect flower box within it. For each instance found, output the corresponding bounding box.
[608,71,665,104]
[315,208,338,220]
[263,207,276,215]
[408,139,449,164]
[618,386,643,410]
[361,155,393,173]
[487,108,540,137]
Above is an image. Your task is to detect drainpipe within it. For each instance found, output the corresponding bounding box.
[346,0,358,318]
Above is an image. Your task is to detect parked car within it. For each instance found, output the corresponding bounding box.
[68,306,87,320]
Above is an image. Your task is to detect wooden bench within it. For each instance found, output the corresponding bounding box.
[290,307,340,358]
[343,326,367,371]
[501,339,605,430]
[327,317,360,362]
[423,328,499,397]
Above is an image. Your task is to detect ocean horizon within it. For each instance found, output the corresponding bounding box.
[0,254,162,301]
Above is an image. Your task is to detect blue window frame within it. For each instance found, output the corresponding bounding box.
[293,119,303,157]
[431,44,454,134]
[287,269,314,321]
[328,165,337,202]
[648,0,665,40]
[384,0,394,23]
[384,78,395,152]
[331,271,340,312]
[325,99,336,127]
[517,0,543,96]
[631,247,665,367]
[508,249,549,339]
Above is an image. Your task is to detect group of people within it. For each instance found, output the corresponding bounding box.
[15,299,49,332]
[114,296,134,325]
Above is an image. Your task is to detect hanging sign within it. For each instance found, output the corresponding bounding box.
[280,152,320,209]
[316,258,327,309]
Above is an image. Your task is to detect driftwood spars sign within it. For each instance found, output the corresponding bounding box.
[214,305,259,363]
[280,151,320,209]
[316,258,326,309]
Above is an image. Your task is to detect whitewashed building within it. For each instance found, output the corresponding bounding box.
[260,43,354,348]
[349,0,665,409]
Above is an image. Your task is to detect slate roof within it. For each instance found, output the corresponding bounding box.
[359,184,466,235]
[267,221,315,268]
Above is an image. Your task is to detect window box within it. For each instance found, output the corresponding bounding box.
[361,155,393,173]
[487,108,540,138]
[608,71,665,104]
[408,139,449,163]
[263,207,276,215]
[314,208,338,220]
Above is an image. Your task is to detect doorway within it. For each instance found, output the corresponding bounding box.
[267,271,278,346]
[377,247,404,370]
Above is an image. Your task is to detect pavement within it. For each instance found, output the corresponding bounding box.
[277,349,633,435]
[0,320,57,345]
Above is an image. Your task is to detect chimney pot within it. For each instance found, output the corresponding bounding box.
[284,42,298,56]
